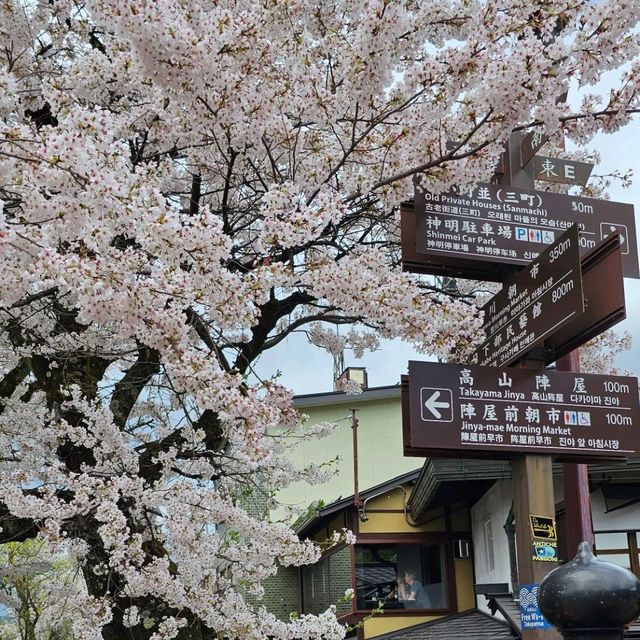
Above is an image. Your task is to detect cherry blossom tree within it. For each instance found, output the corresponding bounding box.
[0,539,79,640]
[0,0,638,638]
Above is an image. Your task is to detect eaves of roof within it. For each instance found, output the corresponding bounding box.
[408,458,512,522]
[408,456,640,523]
[293,385,400,408]
[370,608,517,640]
[294,468,421,537]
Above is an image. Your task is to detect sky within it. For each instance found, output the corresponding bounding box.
[254,81,640,397]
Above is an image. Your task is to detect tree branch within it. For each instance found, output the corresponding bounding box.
[0,503,39,543]
[109,345,161,429]
[184,307,231,371]
[232,291,314,373]
[0,358,31,414]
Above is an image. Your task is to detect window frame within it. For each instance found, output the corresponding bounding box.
[349,533,458,616]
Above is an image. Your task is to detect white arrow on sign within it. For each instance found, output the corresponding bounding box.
[424,390,451,419]
[601,222,629,255]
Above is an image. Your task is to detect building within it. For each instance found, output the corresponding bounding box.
[266,379,498,637]
[266,374,640,639]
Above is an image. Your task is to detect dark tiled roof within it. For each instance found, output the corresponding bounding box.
[626,619,640,638]
[372,609,518,640]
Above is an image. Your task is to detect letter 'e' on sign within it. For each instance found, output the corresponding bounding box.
[534,155,594,186]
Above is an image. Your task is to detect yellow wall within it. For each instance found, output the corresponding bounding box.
[272,394,424,521]
[364,615,438,637]
[357,489,446,534]
[454,558,475,612]
[354,487,476,637]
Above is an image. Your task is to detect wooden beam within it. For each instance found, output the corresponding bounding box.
[512,454,563,639]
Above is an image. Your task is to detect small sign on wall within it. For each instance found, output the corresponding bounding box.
[519,584,552,630]
[532,540,558,562]
[530,515,557,540]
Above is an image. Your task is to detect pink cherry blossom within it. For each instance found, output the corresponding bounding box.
[0,0,638,637]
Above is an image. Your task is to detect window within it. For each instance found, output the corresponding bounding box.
[354,543,447,611]
[302,547,351,616]
[483,518,495,572]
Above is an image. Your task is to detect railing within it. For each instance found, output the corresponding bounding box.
[593,528,640,578]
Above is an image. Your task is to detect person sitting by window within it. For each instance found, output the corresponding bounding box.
[402,571,430,609]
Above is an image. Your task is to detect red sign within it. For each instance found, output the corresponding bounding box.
[403,361,640,461]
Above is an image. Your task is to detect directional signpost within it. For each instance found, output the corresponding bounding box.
[471,225,584,368]
[400,132,640,640]
[403,360,640,460]
[402,181,639,281]
[471,225,627,368]
[544,232,626,362]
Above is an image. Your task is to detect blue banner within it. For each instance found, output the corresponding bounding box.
[519,583,551,630]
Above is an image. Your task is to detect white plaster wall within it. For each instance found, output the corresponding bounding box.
[590,488,640,570]
[469,477,639,616]
[470,479,515,614]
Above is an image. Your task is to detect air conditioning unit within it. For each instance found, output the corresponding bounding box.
[455,539,471,559]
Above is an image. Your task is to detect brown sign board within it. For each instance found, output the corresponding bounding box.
[520,131,550,168]
[402,182,638,281]
[534,155,593,186]
[402,361,640,461]
[472,225,584,368]
[539,231,626,363]
[472,229,626,368]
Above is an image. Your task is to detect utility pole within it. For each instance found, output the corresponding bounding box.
[351,409,361,510]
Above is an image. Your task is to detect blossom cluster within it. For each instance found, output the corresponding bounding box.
[0,0,638,637]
